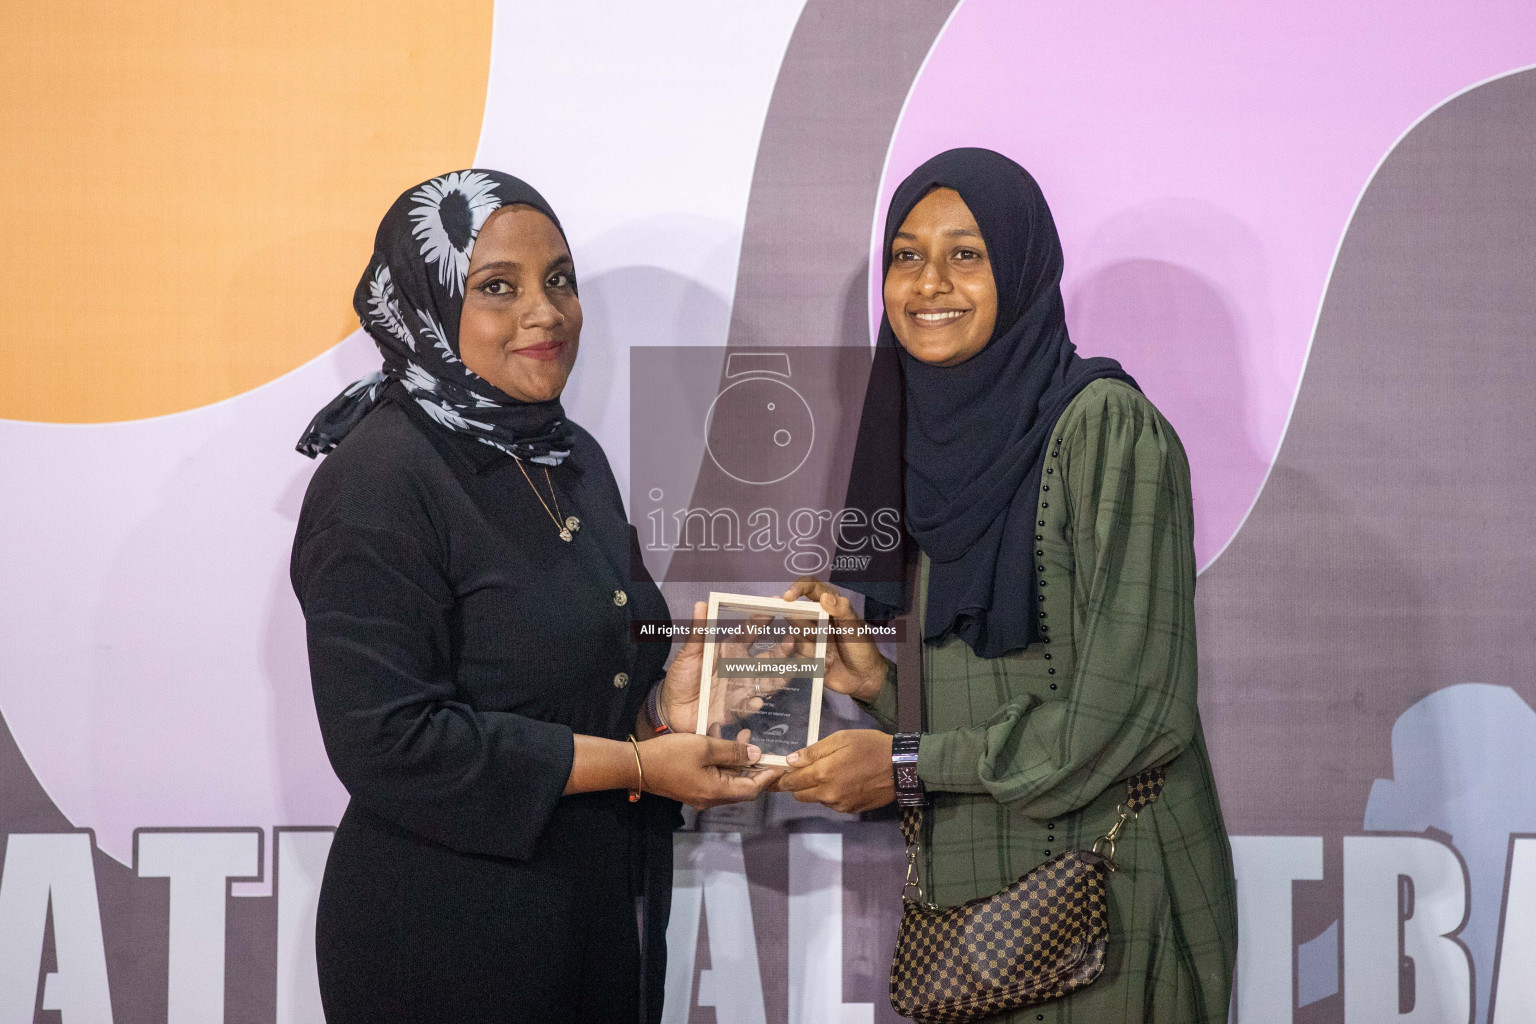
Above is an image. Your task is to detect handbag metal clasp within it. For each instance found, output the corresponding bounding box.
[1091,803,1137,871]
[903,845,933,907]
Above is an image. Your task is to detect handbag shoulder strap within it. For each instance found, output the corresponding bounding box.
[899,771,1165,854]
[895,551,928,898]
[891,545,1168,878]
[894,548,923,735]
[1123,764,1166,813]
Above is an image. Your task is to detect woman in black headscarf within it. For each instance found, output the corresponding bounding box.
[778,149,1237,1021]
[291,170,773,1024]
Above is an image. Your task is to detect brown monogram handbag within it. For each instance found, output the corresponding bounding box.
[883,555,1166,1022]
[889,768,1165,1022]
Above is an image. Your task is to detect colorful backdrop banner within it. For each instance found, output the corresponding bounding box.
[3,3,1535,1023]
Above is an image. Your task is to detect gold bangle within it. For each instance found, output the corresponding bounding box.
[626,734,645,803]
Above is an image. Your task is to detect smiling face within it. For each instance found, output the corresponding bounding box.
[883,187,998,367]
[458,204,581,403]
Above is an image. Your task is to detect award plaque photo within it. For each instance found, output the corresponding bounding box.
[694,592,830,767]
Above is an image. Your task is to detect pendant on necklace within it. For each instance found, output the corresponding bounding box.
[565,516,581,533]
[559,528,573,542]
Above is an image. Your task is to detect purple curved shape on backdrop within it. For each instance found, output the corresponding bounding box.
[877,0,1535,570]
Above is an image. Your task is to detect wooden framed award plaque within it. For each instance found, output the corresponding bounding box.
[694,592,830,768]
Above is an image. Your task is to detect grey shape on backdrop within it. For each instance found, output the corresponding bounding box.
[666,0,959,901]
[724,0,961,352]
[1297,920,1341,1008]
[1363,684,1536,1024]
[1195,67,1536,1024]
[658,0,959,590]
[1194,68,1536,830]
[661,0,962,591]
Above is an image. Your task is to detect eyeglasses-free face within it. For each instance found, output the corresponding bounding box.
[883,187,999,368]
[459,204,582,404]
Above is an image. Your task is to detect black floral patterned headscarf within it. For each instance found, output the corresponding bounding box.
[296,169,574,465]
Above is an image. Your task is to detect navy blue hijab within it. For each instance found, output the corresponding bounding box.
[834,148,1136,657]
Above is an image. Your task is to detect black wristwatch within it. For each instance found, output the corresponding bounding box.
[892,732,925,806]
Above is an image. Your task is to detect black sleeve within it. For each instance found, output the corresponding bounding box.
[292,518,574,861]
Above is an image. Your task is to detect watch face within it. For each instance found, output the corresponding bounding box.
[704,376,815,485]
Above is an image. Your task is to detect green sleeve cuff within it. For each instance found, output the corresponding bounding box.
[916,726,989,793]
[852,659,900,732]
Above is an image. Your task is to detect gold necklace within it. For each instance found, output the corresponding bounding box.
[515,460,581,541]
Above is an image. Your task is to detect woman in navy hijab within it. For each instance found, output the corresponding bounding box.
[781,149,1238,1021]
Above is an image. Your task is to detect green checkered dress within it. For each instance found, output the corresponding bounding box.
[860,379,1237,1023]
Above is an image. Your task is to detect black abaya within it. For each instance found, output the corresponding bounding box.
[291,385,679,1024]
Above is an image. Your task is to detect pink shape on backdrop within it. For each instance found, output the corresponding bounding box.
[876,0,1535,570]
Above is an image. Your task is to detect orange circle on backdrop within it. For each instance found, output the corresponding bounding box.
[0,2,492,423]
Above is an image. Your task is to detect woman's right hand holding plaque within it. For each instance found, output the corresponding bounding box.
[781,577,890,703]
